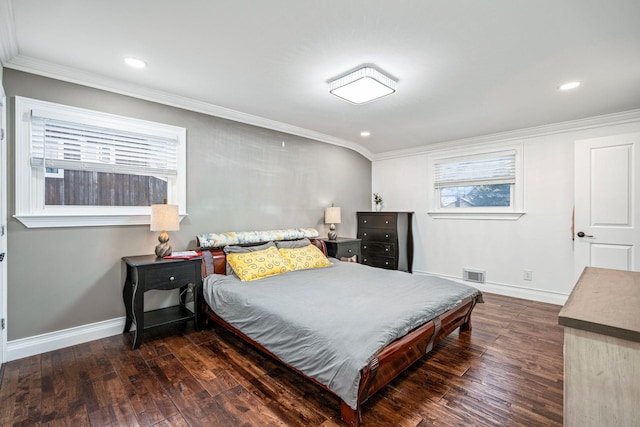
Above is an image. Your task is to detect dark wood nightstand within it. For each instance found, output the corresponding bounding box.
[122,255,203,349]
[323,237,362,261]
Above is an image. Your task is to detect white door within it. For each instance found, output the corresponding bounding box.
[574,132,640,281]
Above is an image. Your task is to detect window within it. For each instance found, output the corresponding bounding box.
[14,97,186,228]
[428,142,524,220]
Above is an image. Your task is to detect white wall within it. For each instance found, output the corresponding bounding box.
[373,115,640,305]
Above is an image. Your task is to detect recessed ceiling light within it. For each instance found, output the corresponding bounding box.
[360,131,371,137]
[559,81,580,91]
[124,57,147,69]
[329,67,396,104]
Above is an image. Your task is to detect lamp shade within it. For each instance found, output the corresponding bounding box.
[150,204,180,231]
[324,206,341,224]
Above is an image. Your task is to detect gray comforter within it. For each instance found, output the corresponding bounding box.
[203,259,481,410]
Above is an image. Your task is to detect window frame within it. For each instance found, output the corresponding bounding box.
[14,96,187,228]
[427,141,525,220]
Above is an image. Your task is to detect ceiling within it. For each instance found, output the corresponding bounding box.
[1,0,639,159]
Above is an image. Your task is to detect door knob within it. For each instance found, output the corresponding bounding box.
[576,231,594,238]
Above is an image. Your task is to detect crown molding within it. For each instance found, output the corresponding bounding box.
[4,54,375,160]
[0,0,19,66]
[372,109,640,161]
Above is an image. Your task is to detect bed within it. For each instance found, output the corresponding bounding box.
[197,232,482,426]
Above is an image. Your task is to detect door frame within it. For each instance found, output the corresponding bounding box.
[0,84,7,365]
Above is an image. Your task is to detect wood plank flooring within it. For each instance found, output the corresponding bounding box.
[0,293,564,426]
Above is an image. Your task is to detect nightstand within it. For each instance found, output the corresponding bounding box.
[122,255,203,349]
[323,237,362,261]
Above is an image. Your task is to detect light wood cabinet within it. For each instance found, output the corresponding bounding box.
[559,267,640,427]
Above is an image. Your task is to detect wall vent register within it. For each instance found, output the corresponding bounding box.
[463,269,486,284]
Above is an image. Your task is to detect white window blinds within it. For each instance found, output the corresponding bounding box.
[434,151,516,188]
[30,111,179,177]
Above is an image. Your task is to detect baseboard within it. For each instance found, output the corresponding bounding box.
[413,270,569,306]
[6,317,128,362]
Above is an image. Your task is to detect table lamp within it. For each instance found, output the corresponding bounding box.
[324,206,341,240]
[150,204,179,257]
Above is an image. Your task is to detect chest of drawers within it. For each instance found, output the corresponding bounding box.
[357,211,413,272]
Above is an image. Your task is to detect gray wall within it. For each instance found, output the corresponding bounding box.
[3,69,371,341]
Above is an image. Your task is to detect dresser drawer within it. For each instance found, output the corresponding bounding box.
[324,238,361,260]
[361,254,396,270]
[144,263,197,290]
[358,214,397,230]
[358,229,397,242]
[334,241,360,259]
[361,242,396,257]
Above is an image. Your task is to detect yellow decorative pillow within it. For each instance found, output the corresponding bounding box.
[278,244,331,272]
[226,246,290,281]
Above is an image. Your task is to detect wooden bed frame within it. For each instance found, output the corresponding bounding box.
[198,238,480,427]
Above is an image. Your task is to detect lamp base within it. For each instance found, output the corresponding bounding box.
[155,230,172,257]
[155,243,172,258]
[328,223,338,241]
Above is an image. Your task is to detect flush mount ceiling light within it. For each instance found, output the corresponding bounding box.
[329,67,396,104]
[559,81,581,91]
[124,57,147,69]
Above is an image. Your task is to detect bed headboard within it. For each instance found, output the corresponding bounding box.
[196,228,320,249]
[200,238,328,277]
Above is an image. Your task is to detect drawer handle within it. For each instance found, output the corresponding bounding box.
[385,234,389,238]
[385,261,389,265]
[385,248,389,252]
[169,276,175,281]
[363,245,367,249]
[364,220,367,223]
[385,220,389,224]
[363,232,367,236]
[348,249,352,253]
[363,258,367,262]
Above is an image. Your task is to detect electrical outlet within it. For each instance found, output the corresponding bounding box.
[524,269,533,281]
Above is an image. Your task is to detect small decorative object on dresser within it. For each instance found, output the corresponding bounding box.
[373,193,383,211]
[324,205,341,240]
[323,237,361,262]
[150,203,180,257]
[358,211,414,272]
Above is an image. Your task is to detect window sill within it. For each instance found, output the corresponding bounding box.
[427,211,525,221]
[14,213,187,228]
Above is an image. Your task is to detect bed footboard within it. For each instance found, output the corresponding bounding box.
[341,295,480,427]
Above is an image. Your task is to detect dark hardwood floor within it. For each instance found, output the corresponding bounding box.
[0,293,564,426]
